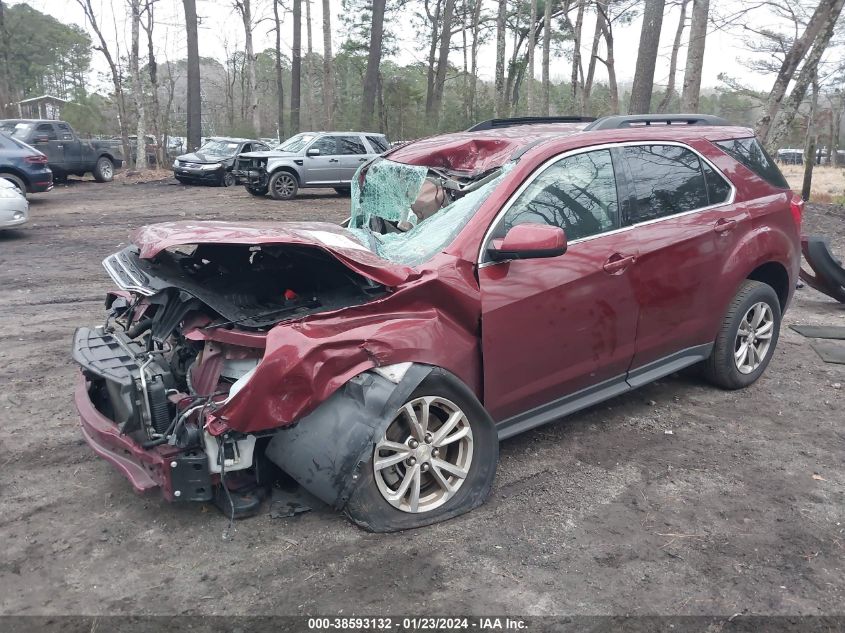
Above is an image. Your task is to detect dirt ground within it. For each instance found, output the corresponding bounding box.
[1,176,843,617]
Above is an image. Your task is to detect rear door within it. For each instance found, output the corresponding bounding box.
[479,148,640,423]
[619,143,744,375]
[336,135,370,182]
[303,135,341,184]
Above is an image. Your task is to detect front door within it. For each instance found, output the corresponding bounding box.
[479,148,640,422]
[32,122,64,167]
[56,122,81,170]
[618,144,747,370]
[303,135,341,184]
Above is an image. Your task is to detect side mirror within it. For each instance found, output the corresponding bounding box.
[33,135,50,144]
[487,223,567,262]
[306,148,321,156]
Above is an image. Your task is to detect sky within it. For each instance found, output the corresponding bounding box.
[11,0,825,95]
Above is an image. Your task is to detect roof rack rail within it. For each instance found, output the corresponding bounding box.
[467,116,596,132]
[584,114,732,131]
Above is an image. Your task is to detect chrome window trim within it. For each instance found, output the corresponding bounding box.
[477,140,737,267]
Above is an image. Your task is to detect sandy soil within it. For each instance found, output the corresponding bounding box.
[0,175,843,617]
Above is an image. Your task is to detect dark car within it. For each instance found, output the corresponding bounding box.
[73,114,800,532]
[0,119,122,182]
[172,137,270,187]
[0,131,52,195]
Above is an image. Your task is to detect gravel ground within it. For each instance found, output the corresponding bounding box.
[0,177,843,617]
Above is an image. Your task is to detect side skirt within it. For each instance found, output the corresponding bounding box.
[496,343,713,440]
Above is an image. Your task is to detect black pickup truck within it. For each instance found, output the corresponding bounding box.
[0,119,123,182]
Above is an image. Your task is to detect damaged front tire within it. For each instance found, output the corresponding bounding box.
[344,369,498,532]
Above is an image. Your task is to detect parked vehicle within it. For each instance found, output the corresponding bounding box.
[0,176,29,229]
[73,114,800,531]
[0,131,52,195]
[233,131,389,199]
[0,119,123,182]
[128,134,159,166]
[172,137,270,187]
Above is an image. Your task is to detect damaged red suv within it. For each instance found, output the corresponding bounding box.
[73,114,801,531]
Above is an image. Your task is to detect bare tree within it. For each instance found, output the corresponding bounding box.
[424,0,444,117]
[495,0,508,117]
[526,0,538,115]
[0,1,11,117]
[129,0,146,169]
[541,0,553,115]
[468,0,483,121]
[141,0,163,166]
[273,0,285,138]
[595,0,619,113]
[291,0,302,134]
[183,0,201,149]
[680,0,708,112]
[234,0,260,134]
[76,0,130,161]
[756,0,840,142]
[361,0,387,129]
[629,0,665,113]
[429,0,456,124]
[304,0,315,132]
[802,72,820,201]
[570,0,585,112]
[766,0,845,152]
[658,0,690,113]
[321,0,334,128]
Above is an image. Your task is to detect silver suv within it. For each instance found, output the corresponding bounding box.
[234,131,389,200]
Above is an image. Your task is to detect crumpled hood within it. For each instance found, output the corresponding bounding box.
[176,151,231,164]
[131,221,415,287]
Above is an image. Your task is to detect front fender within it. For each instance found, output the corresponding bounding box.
[267,160,303,181]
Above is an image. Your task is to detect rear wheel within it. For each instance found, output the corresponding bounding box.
[345,370,498,532]
[703,280,781,390]
[268,171,298,200]
[0,173,26,196]
[93,157,114,182]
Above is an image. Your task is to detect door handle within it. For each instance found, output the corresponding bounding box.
[714,218,736,234]
[603,253,636,274]
[358,158,367,162]
[329,158,339,163]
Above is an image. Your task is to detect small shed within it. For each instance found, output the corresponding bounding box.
[16,95,68,120]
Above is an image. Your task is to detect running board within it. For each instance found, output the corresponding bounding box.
[496,344,713,440]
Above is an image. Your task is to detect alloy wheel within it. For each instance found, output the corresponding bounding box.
[373,396,473,513]
[273,174,295,197]
[734,301,774,374]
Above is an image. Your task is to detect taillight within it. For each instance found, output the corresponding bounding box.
[24,155,48,165]
[790,195,804,230]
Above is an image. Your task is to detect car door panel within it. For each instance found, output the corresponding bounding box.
[478,148,640,421]
[303,136,341,184]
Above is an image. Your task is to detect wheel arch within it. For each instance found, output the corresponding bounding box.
[269,163,301,184]
[746,260,790,310]
[0,167,31,189]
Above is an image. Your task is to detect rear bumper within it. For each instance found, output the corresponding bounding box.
[75,374,180,499]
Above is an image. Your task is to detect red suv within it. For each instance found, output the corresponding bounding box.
[72,114,801,531]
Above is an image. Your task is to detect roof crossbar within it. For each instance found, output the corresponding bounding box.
[584,114,732,130]
[467,116,596,132]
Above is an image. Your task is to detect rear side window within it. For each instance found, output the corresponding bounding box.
[715,137,789,189]
[337,135,367,155]
[623,145,709,223]
[499,149,619,241]
[310,136,337,155]
[36,123,57,140]
[366,135,389,153]
[701,161,732,205]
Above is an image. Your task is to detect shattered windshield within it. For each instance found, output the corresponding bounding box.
[199,140,240,156]
[276,133,315,153]
[347,158,512,266]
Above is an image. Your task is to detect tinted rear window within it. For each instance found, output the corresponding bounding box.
[715,137,789,189]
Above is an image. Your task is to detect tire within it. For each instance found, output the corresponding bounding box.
[0,173,26,196]
[245,185,269,197]
[268,171,298,200]
[334,187,351,196]
[93,156,114,182]
[344,369,498,532]
[220,171,236,187]
[702,279,782,390]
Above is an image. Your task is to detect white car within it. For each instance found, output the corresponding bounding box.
[0,177,29,229]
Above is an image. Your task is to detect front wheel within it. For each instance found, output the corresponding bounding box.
[344,369,498,532]
[268,171,298,200]
[702,279,782,390]
[0,172,26,196]
[220,171,236,187]
[245,185,269,196]
[93,157,114,182]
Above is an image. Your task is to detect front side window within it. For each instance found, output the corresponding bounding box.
[337,135,367,155]
[623,145,709,223]
[310,136,337,155]
[36,123,57,140]
[497,149,619,242]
